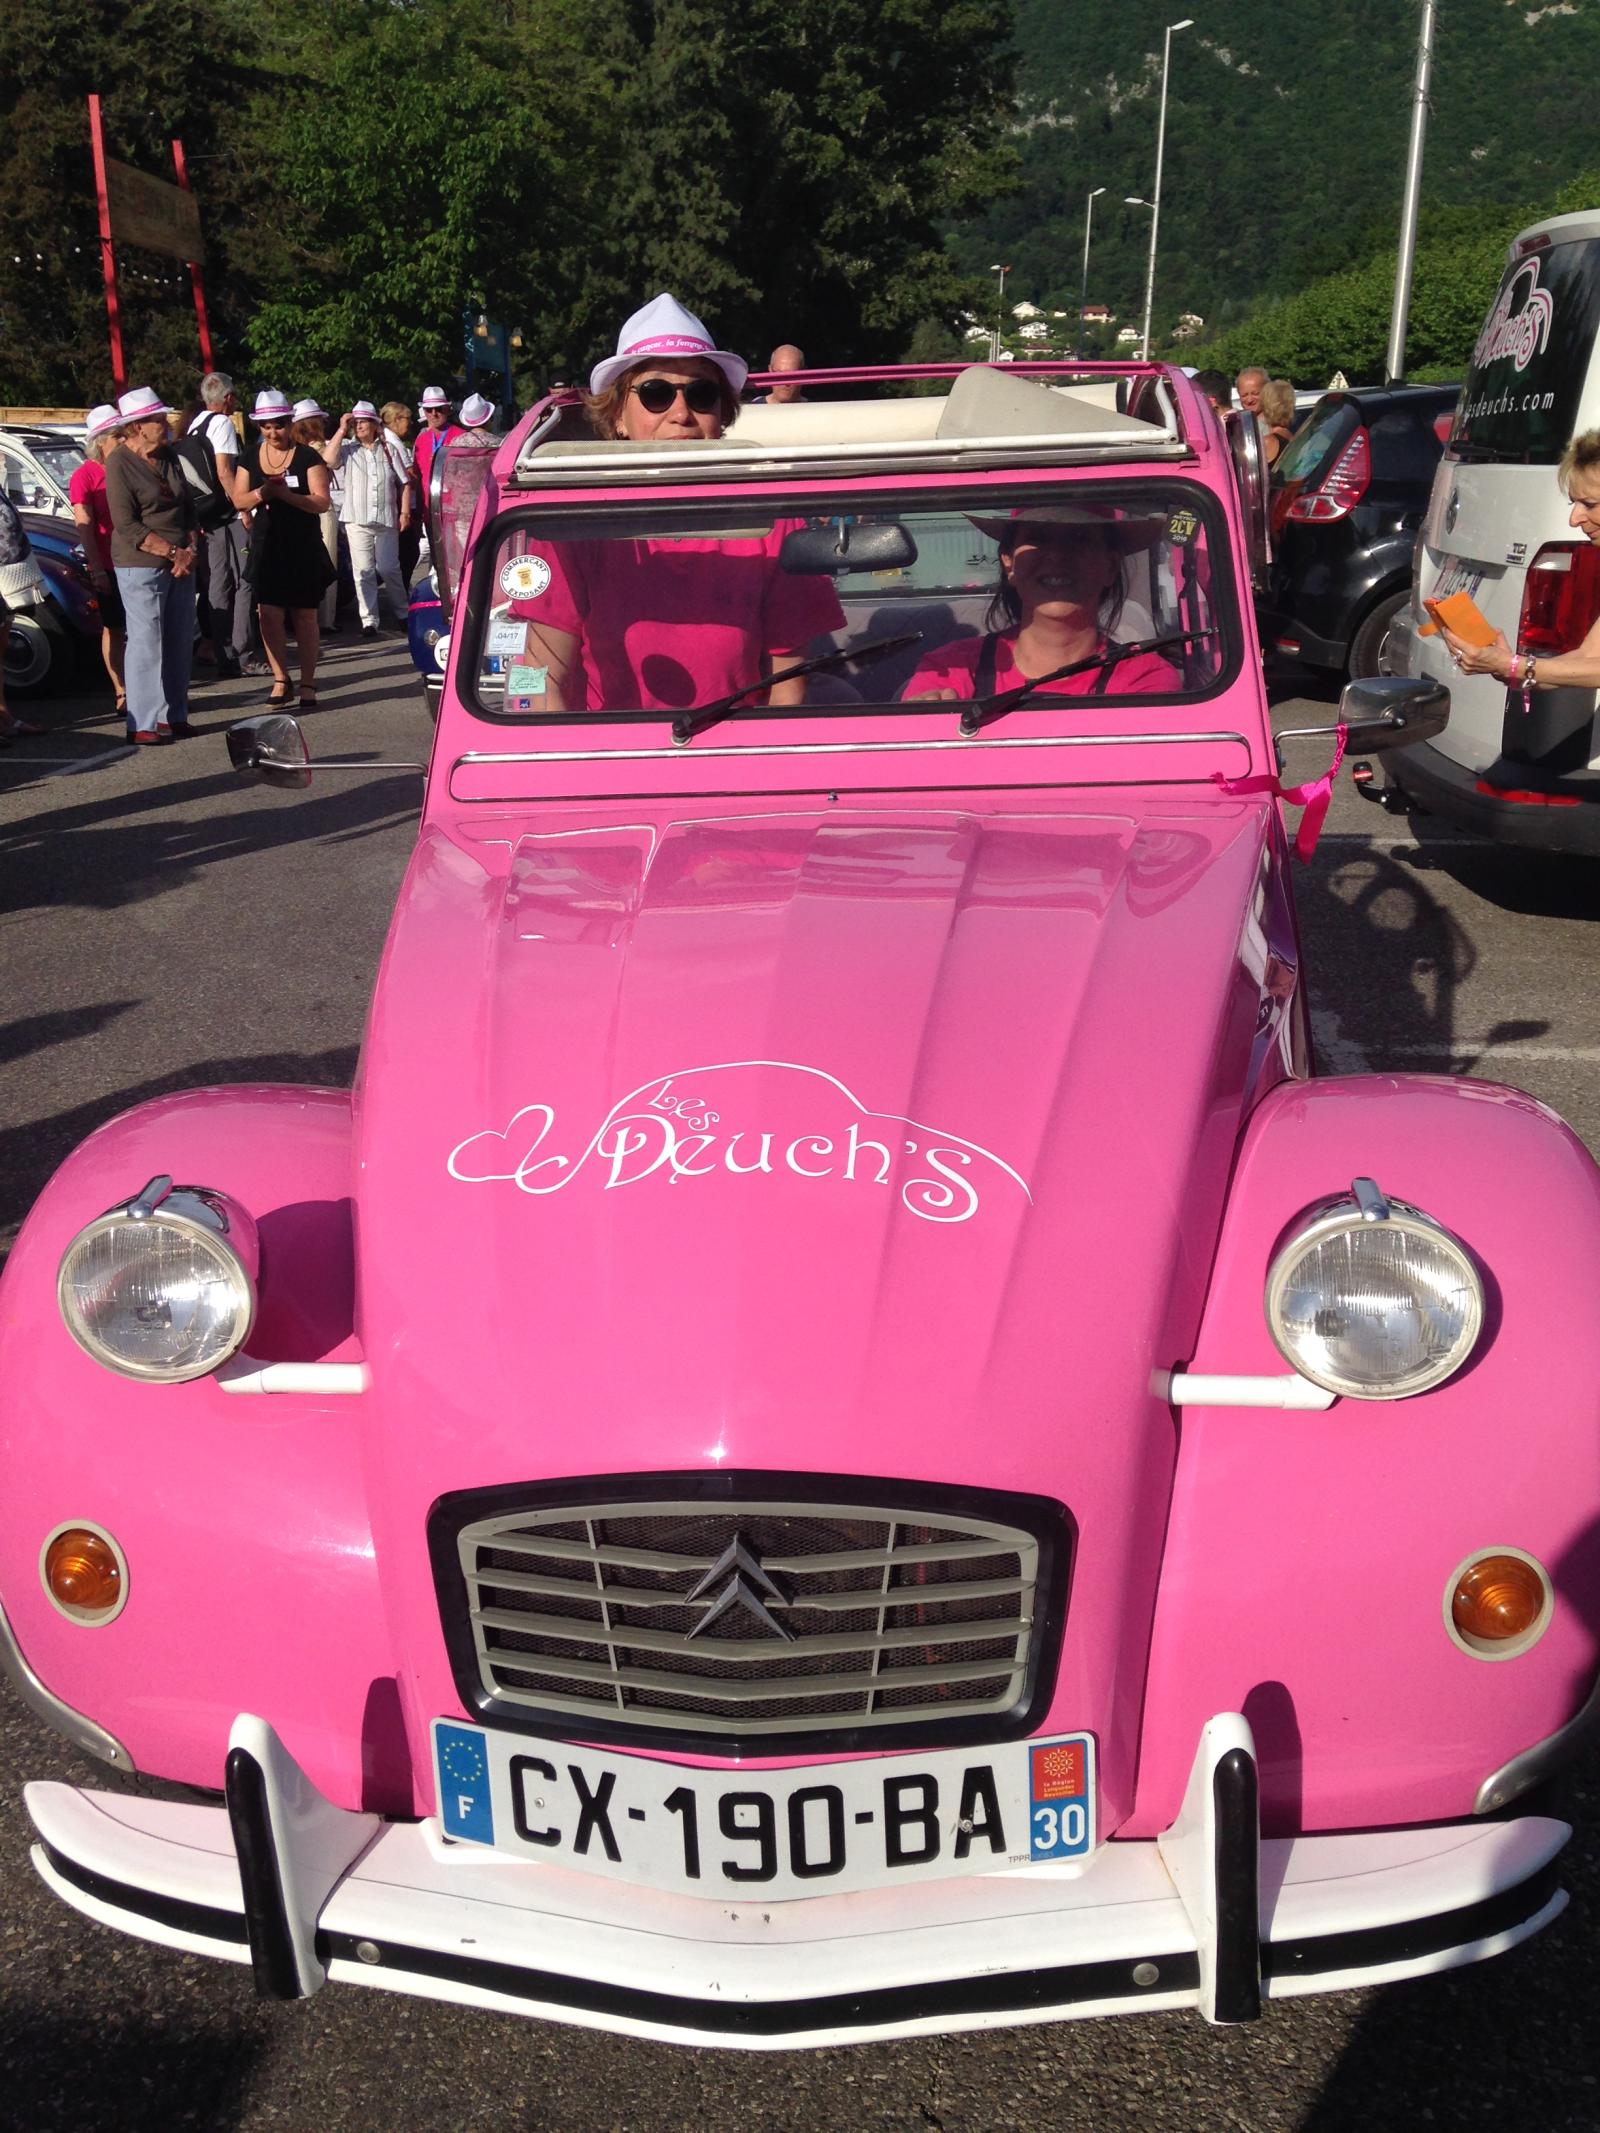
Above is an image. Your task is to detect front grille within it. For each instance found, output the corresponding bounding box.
[440,1484,1060,1747]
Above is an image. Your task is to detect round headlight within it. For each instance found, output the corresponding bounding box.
[1265,1188,1483,1399]
[57,1179,257,1383]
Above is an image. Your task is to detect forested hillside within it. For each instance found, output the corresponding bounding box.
[959,0,1600,342]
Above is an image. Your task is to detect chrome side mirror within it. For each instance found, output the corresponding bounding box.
[1335,673,1450,753]
[226,713,312,789]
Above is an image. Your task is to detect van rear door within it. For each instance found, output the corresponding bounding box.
[1409,222,1600,780]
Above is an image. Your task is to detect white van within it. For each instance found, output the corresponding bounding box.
[1387,207,1600,851]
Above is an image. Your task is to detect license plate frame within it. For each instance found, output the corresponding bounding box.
[431,1721,1096,1901]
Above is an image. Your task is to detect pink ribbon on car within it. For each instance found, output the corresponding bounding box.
[1212,723,1347,864]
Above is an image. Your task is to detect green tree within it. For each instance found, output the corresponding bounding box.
[600,0,1017,365]
[0,0,275,404]
[242,0,615,409]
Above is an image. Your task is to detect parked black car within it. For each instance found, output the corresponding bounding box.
[1257,384,1458,679]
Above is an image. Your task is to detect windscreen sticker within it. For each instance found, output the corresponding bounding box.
[447,1061,1033,1227]
[1167,505,1199,545]
[488,619,528,655]
[505,662,548,696]
[500,554,552,600]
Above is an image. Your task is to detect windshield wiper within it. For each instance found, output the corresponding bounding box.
[957,630,1217,736]
[671,631,924,745]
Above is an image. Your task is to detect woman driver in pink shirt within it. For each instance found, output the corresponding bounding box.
[902,505,1179,703]
[510,295,842,713]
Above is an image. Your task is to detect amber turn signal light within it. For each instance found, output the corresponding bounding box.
[43,1526,124,1622]
[1451,1553,1548,1649]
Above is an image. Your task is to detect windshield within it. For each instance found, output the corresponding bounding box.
[1,436,80,510]
[1453,239,1600,464]
[465,483,1232,726]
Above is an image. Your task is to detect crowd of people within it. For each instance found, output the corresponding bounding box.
[0,326,1296,753]
[43,373,497,743]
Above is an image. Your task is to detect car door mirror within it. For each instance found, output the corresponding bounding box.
[1336,673,1450,751]
[226,713,312,788]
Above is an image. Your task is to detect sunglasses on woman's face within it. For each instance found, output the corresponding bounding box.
[631,377,721,415]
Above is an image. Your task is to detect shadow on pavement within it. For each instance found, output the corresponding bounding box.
[0,2004,267,2133]
[0,1044,360,1253]
[1294,839,1477,1072]
[0,772,418,914]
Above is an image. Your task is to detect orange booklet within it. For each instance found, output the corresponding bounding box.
[1420,591,1497,645]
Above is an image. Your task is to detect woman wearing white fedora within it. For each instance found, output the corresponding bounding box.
[232,390,335,708]
[333,400,412,635]
[103,385,199,742]
[508,294,842,713]
[68,404,129,718]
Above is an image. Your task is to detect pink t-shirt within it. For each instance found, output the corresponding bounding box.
[902,631,1181,701]
[69,459,113,563]
[510,523,845,711]
[413,423,465,501]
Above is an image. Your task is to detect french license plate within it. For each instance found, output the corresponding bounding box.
[1430,554,1487,607]
[431,1722,1095,1901]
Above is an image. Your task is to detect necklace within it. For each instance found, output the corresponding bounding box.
[260,440,294,475]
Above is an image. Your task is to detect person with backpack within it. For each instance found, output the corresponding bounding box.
[183,373,263,677]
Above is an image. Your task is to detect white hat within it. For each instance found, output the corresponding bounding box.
[418,385,452,411]
[86,402,123,440]
[589,293,747,399]
[292,397,328,422]
[349,399,380,421]
[458,393,495,428]
[251,389,294,422]
[117,386,172,423]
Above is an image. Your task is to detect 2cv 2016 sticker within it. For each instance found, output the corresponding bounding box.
[446,1060,1033,1228]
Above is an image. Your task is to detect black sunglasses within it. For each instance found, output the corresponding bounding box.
[631,377,721,415]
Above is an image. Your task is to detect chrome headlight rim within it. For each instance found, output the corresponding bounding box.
[56,1183,257,1384]
[1264,1188,1484,1401]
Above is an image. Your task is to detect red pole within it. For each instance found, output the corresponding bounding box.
[171,138,214,371]
[86,94,126,391]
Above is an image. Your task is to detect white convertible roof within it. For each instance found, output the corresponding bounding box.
[509,366,1187,487]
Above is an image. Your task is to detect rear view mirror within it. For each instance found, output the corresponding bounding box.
[780,520,918,577]
[226,713,312,788]
[1336,673,1450,752]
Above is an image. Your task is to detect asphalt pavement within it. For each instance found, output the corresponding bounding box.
[1,645,1598,2132]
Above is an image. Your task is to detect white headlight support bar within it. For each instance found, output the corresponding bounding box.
[217,1359,370,1397]
[1163,1372,1336,1411]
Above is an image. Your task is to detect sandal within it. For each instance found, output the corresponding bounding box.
[298,686,319,710]
[0,714,45,738]
[114,694,128,718]
[266,679,296,708]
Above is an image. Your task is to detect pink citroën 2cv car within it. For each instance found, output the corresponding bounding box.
[6,361,1599,2047]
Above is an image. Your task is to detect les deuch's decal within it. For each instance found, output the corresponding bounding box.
[446,1061,1032,1228]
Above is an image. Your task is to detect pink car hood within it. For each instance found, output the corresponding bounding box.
[358,793,1275,1805]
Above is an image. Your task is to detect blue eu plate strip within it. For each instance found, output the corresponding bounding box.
[434,1721,495,1845]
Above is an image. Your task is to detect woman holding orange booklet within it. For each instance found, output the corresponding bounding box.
[1442,429,1600,692]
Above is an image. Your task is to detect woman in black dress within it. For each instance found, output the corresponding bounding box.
[233,389,335,706]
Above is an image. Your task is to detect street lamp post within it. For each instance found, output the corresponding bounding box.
[990,262,1011,361]
[1136,16,1194,362]
[1386,0,1437,383]
[1074,188,1107,359]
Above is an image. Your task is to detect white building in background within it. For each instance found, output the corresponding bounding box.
[1172,312,1206,342]
[1018,320,1051,341]
[1012,301,1042,320]
[1115,326,1141,346]
[963,324,992,343]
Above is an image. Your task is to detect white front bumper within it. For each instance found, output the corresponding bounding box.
[26,1715,1569,2050]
